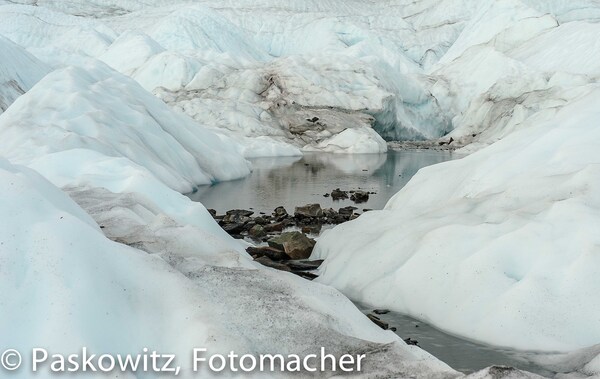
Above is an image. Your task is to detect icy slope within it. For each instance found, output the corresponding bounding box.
[0,60,250,194]
[0,35,48,113]
[313,84,600,354]
[0,158,462,378]
[428,0,600,151]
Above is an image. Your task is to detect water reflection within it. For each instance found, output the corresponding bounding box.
[189,150,455,214]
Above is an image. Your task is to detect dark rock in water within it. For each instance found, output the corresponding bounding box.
[339,206,357,219]
[294,271,318,280]
[207,209,217,217]
[373,309,390,315]
[294,204,323,218]
[367,314,389,330]
[223,209,254,224]
[226,209,254,217]
[248,224,266,238]
[363,208,373,212]
[350,214,360,220]
[253,216,269,225]
[273,206,288,217]
[390,327,397,332]
[323,208,337,218]
[222,223,246,234]
[301,224,322,235]
[254,256,292,272]
[323,193,330,197]
[306,116,319,123]
[331,188,348,200]
[264,221,286,233]
[404,338,418,346]
[268,232,316,259]
[285,260,324,271]
[448,137,454,145]
[246,246,290,261]
[350,190,369,203]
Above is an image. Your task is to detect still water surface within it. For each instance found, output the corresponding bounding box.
[189,150,454,214]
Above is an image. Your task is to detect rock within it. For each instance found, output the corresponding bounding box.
[268,232,316,259]
[264,221,286,233]
[323,193,330,197]
[350,190,369,203]
[248,224,266,238]
[362,208,372,212]
[339,206,357,219]
[294,271,318,280]
[294,204,323,218]
[390,327,397,332]
[404,338,418,346]
[373,309,390,315]
[331,188,348,200]
[226,209,254,217]
[253,216,269,225]
[301,224,322,235]
[223,209,254,224]
[207,209,217,217]
[222,223,245,234]
[323,208,337,218]
[254,256,292,272]
[246,246,290,261]
[306,116,319,123]
[285,260,324,271]
[367,314,389,330]
[273,206,288,217]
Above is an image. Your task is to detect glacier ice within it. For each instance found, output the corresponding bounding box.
[0,34,48,113]
[0,158,462,378]
[313,84,600,354]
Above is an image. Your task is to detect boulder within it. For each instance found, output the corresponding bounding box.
[285,260,324,271]
[331,188,348,200]
[294,204,323,218]
[246,246,290,261]
[339,206,357,219]
[264,221,286,233]
[248,224,266,238]
[268,232,316,259]
[254,256,292,272]
[223,209,254,224]
[350,190,369,203]
[273,206,288,217]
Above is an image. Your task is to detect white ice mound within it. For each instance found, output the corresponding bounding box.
[0,34,48,113]
[0,158,458,378]
[313,84,600,352]
[0,60,250,194]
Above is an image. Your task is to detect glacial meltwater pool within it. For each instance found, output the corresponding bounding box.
[188,150,455,214]
[189,150,553,376]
